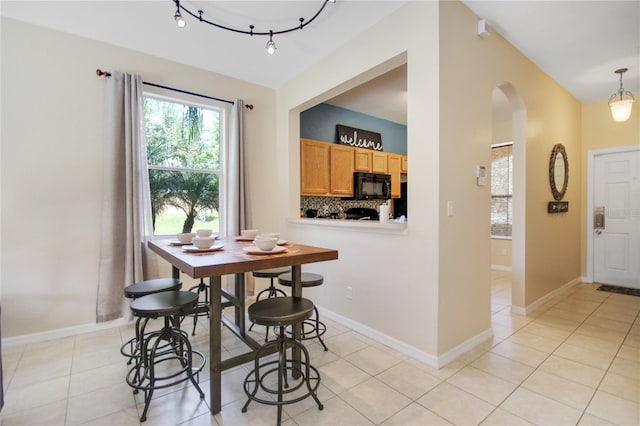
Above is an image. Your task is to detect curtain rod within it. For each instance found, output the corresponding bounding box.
[95,69,253,110]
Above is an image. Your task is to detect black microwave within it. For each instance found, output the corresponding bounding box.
[352,172,391,200]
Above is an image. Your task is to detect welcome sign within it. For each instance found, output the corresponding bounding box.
[336,125,383,151]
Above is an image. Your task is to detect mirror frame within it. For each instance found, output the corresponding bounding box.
[549,143,569,201]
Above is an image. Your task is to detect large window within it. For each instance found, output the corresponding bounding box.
[144,96,223,236]
[491,142,512,237]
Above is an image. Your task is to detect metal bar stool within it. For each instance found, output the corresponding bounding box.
[248,267,290,341]
[121,278,183,365]
[242,297,323,425]
[126,291,206,422]
[277,272,328,351]
[183,278,211,336]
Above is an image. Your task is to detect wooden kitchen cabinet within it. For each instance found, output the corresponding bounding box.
[330,145,354,195]
[401,155,408,173]
[300,139,354,197]
[300,139,330,195]
[372,151,388,173]
[354,148,372,172]
[387,154,402,198]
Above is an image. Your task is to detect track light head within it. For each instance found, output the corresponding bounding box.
[174,1,186,28]
[266,32,277,55]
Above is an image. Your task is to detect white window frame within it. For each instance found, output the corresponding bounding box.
[491,141,513,239]
[143,87,231,238]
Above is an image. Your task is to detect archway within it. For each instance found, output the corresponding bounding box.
[492,82,526,313]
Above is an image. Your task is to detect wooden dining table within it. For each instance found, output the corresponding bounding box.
[148,237,338,414]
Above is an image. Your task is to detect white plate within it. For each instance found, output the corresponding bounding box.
[243,245,287,255]
[182,244,224,253]
[169,240,192,246]
[277,239,289,245]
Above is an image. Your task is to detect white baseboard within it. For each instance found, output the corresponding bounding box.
[2,318,132,348]
[512,276,582,316]
[318,307,493,369]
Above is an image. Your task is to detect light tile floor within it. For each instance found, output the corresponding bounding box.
[1,272,639,425]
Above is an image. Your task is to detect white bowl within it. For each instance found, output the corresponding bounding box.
[193,236,215,249]
[176,232,196,243]
[196,229,213,237]
[260,232,280,240]
[253,236,277,251]
[241,229,258,239]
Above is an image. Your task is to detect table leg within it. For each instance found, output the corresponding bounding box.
[291,265,302,378]
[234,273,246,335]
[209,275,222,414]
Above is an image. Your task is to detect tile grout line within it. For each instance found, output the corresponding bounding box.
[575,294,640,425]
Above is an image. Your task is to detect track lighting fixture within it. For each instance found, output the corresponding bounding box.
[608,68,635,122]
[172,0,335,55]
[174,1,186,28]
[266,31,277,55]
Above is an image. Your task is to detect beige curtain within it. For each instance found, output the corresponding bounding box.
[96,71,156,322]
[224,99,252,293]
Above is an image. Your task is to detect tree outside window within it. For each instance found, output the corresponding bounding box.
[491,143,512,237]
[144,96,221,235]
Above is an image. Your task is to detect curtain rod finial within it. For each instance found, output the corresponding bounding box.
[245,104,254,110]
[96,69,111,77]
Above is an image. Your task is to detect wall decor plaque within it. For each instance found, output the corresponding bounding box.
[548,201,569,213]
[336,125,383,151]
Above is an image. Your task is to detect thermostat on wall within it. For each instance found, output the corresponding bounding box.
[476,165,487,186]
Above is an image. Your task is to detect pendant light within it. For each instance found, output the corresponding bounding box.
[608,68,635,122]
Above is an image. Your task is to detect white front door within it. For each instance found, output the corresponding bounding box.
[593,148,640,288]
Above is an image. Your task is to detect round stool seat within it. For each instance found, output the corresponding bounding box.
[131,291,198,318]
[252,267,290,279]
[248,297,314,328]
[277,272,324,287]
[242,296,323,423]
[124,278,182,299]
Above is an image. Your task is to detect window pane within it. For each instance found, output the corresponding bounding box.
[145,97,220,170]
[149,169,219,235]
[491,143,513,237]
[144,95,223,236]
[491,196,512,237]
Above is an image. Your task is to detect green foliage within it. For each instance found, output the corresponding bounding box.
[144,97,221,234]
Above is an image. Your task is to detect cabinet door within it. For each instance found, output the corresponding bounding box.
[372,151,388,173]
[388,154,402,198]
[330,145,354,196]
[354,148,372,172]
[300,139,330,195]
[401,155,408,173]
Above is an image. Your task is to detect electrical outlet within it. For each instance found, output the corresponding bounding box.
[346,286,352,299]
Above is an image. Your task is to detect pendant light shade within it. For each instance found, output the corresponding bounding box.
[610,99,634,122]
[608,68,635,122]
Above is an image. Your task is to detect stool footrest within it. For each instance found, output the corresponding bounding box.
[125,325,205,422]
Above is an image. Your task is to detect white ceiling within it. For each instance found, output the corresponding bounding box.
[462,0,640,104]
[2,1,638,124]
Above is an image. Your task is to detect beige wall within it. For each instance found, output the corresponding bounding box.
[1,17,275,337]
[439,0,582,340]
[580,100,640,277]
[280,2,443,360]
[491,239,512,268]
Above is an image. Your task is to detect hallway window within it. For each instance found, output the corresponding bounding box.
[491,142,512,237]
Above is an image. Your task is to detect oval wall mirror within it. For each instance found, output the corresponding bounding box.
[549,144,568,201]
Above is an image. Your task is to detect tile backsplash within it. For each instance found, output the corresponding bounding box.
[300,196,384,218]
